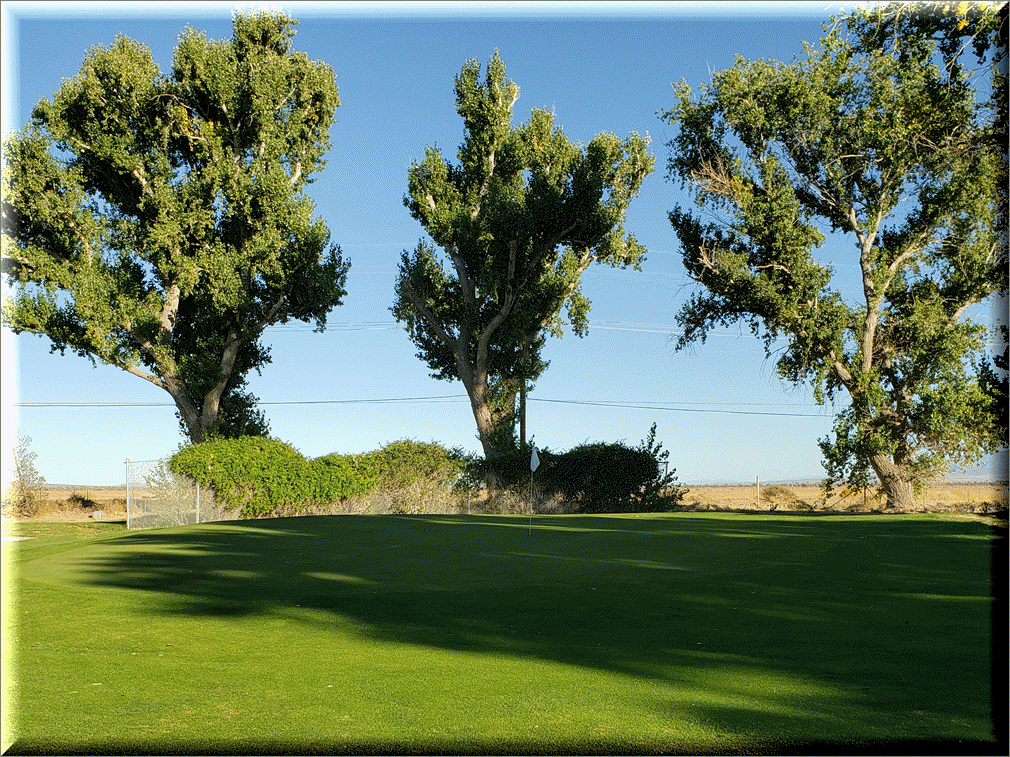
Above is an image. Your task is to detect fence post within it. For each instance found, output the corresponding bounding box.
[196,481,201,524]
[125,459,131,530]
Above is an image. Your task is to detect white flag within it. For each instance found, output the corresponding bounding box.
[530,444,540,472]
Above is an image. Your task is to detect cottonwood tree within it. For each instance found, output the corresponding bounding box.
[1,11,349,443]
[393,51,654,459]
[663,6,1003,508]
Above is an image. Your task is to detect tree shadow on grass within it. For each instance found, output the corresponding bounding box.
[13,513,1004,754]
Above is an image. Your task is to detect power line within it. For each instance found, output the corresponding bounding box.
[528,398,828,418]
[13,395,831,417]
[12,395,469,408]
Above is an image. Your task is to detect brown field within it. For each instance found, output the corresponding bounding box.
[3,480,1007,523]
[675,480,1008,515]
[2,485,130,522]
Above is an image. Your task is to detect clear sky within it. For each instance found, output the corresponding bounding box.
[2,1,1006,487]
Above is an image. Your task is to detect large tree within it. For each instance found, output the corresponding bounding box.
[393,51,654,460]
[663,5,1004,508]
[1,11,349,443]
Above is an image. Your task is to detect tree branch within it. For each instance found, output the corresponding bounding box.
[445,242,476,310]
[159,283,181,334]
[400,279,456,349]
[288,160,302,187]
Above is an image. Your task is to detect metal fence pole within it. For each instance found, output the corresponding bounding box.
[196,482,201,524]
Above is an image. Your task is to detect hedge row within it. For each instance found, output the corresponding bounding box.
[170,437,465,518]
[170,437,368,517]
[170,428,683,518]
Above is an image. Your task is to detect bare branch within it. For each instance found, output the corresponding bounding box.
[691,156,739,202]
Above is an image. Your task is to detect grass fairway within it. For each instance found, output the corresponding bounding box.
[2,513,1002,754]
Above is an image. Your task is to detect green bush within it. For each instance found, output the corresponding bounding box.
[359,440,466,491]
[171,437,373,518]
[458,444,554,492]
[546,442,656,512]
[171,438,466,518]
[170,432,683,519]
[463,425,686,513]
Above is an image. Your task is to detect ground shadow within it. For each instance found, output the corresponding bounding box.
[10,512,1004,754]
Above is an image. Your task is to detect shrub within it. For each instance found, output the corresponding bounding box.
[3,433,47,517]
[548,442,675,513]
[459,444,553,493]
[171,437,466,518]
[462,425,686,513]
[348,440,467,515]
[358,439,466,491]
[634,423,687,511]
[171,437,373,518]
[761,484,813,511]
[67,492,97,509]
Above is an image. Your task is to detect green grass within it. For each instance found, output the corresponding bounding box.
[2,512,1002,754]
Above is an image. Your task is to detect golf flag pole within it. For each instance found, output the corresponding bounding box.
[530,442,540,534]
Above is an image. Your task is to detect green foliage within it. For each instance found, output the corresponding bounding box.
[1,11,349,443]
[357,439,467,492]
[662,6,1003,506]
[170,437,372,518]
[549,442,661,513]
[636,422,686,511]
[3,432,47,517]
[170,437,467,518]
[393,50,654,459]
[462,425,685,513]
[977,324,1009,448]
[345,439,468,515]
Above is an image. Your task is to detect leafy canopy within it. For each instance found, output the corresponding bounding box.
[393,51,654,457]
[662,4,1003,501]
[2,11,349,441]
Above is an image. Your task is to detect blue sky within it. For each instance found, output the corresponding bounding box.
[2,1,1006,487]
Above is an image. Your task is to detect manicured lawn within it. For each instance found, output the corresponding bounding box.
[2,513,1001,754]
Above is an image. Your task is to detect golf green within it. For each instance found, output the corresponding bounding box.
[2,513,1001,754]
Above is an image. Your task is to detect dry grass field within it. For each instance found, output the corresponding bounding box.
[678,480,1008,515]
[3,479,1006,523]
[2,485,129,522]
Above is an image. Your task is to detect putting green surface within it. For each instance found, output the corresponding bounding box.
[2,513,1001,754]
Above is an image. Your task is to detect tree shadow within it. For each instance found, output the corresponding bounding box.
[24,513,1004,753]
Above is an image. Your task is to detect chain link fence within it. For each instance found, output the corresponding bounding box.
[125,459,232,530]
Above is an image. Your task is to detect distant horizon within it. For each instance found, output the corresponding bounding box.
[36,463,1010,491]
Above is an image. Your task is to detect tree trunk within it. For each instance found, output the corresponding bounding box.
[455,354,499,460]
[519,379,526,447]
[163,376,205,444]
[471,393,500,459]
[454,344,520,461]
[519,341,528,447]
[869,453,916,510]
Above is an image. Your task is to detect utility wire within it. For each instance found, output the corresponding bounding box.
[528,397,828,418]
[13,395,468,408]
[13,395,830,417]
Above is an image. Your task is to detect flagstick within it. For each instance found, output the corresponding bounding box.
[529,439,537,535]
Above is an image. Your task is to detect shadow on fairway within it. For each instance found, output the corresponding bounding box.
[42,513,1003,751]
